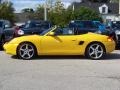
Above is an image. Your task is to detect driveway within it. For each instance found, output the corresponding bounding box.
[0,50,120,90]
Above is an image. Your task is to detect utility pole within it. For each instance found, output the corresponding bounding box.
[72,3,75,12]
[44,0,47,21]
[119,0,120,15]
[72,0,75,20]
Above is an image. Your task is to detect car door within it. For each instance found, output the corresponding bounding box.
[0,21,3,40]
[3,21,14,40]
[40,28,81,55]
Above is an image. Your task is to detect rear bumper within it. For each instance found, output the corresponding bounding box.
[104,41,115,53]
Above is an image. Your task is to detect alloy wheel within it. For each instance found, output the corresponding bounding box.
[88,44,104,59]
[19,43,35,60]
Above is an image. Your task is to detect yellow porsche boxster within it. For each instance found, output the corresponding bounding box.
[4,26,115,60]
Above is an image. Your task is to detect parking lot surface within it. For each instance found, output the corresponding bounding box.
[0,50,120,90]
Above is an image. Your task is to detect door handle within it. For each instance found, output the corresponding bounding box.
[72,40,76,41]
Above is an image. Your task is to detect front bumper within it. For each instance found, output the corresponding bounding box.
[3,43,18,55]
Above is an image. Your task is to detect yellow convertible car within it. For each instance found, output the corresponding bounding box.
[4,26,115,60]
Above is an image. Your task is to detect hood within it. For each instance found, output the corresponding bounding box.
[9,35,42,44]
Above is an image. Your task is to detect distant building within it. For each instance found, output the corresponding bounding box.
[15,13,30,23]
[0,0,9,3]
[71,0,120,22]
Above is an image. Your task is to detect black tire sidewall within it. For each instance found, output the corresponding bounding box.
[0,37,5,50]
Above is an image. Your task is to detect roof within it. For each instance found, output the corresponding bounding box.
[0,19,9,22]
[72,2,119,14]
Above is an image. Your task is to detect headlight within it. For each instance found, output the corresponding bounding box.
[17,29,24,35]
[115,30,120,34]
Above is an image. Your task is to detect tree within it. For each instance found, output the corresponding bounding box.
[34,5,44,20]
[74,7,102,21]
[21,8,35,20]
[53,0,65,13]
[48,0,67,26]
[49,2,102,26]
[0,2,15,23]
[110,0,119,3]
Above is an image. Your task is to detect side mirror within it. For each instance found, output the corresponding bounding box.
[47,32,55,36]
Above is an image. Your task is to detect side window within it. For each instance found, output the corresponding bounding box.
[54,28,63,35]
[63,28,74,35]
[84,22,95,28]
[76,22,84,28]
[54,28,74,35]
[30,23,36,28]
[4,21,11,28]
[35,23,42,28]
[41,22,50,29]
[93,22,99,28]
[0,22,3,28]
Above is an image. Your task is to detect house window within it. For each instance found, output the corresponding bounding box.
[102,7,106,13]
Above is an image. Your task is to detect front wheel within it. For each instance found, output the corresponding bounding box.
[17,42,36,60]
[0,37,5,50]
[86,43,105,60]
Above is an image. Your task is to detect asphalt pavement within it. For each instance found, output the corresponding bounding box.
[0,50,120,90]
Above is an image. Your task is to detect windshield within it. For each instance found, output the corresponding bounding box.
[0,21,3,28]
[24,22,41,28]
[40,29,50,35]
[40,26,57,35]
[94,22,102,27]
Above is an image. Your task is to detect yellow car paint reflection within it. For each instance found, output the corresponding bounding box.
[4,26,115,60]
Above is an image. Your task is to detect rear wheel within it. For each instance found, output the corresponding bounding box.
[86,43,105,60]
[17,42,37,60]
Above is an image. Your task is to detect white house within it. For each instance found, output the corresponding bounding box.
[99,4,120,22]
[72,0,120,23]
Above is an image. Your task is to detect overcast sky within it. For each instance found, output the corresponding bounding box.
[11,0,81,13]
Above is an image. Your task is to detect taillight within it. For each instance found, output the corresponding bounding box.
[107,36,113,42]
[14,26,24,36]
[14,26,20,37]
[17,29,24,35]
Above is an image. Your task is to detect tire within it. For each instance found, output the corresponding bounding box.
[85,43,105,60]
[0,37,5,50]
[17,42,37,60]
